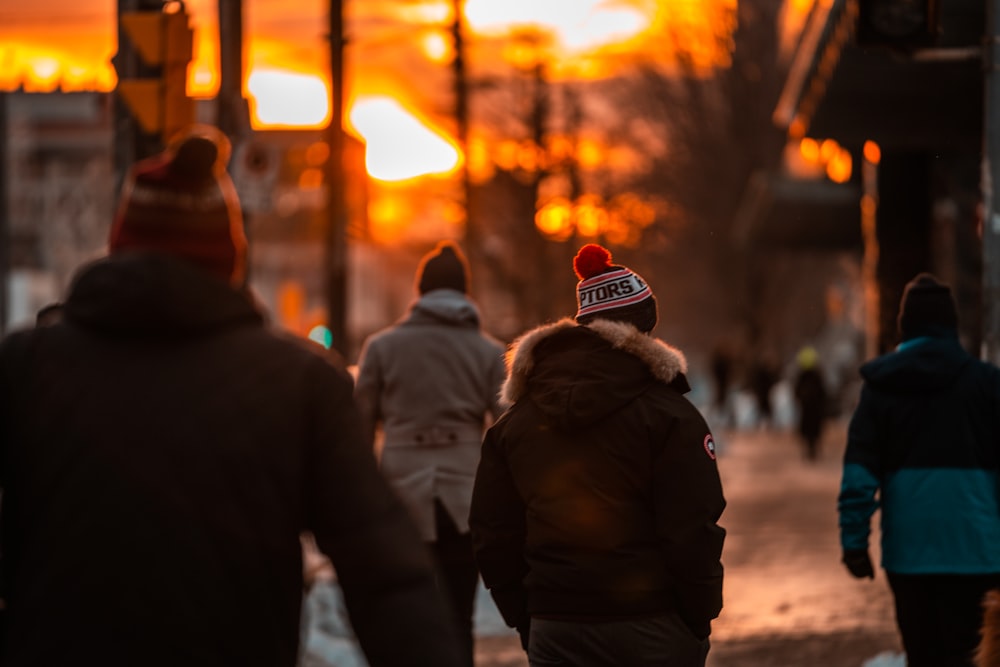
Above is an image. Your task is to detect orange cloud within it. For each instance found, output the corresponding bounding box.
[1,0,736,129]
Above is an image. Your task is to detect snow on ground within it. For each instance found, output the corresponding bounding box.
[862,653,906,667]
[299,578,516,667]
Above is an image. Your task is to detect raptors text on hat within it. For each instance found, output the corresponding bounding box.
[572,242,658,332]
[576,269,651,317]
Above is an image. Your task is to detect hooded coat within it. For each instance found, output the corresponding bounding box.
[838,335,1000,574]
[0,254,461,667]
[469,318,726,640]
[354,288,506,540]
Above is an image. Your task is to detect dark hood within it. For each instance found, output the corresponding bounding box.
[860,335,973,395]
[63,253,263,338]
[502,318,689,429]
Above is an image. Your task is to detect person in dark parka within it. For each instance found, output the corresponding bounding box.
[749,351,779,430]
[794,345,828,461]
[470,244,726,667]
[0,126,463,667]
[838,273,1000,667]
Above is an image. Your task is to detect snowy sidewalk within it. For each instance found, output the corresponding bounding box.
[299,578,516,667]
[299,419,907,667]
[706,422,904,667]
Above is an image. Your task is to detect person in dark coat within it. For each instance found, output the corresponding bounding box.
[0,126,463,667]
[793,345,827,461]
[469,244,726,667]
[749,351,779,430]
[709,341,734,427]
[838,273,1000,667]
[354,240,507,667]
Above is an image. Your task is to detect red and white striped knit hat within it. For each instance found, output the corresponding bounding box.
[109,125,247,287]
[573,243,658,333]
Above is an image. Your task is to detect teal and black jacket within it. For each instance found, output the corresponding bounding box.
[838,334,1000,574]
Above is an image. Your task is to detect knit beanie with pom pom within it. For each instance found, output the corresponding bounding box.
[109,125,247,286]
[416,240,470,295]
[573,243,658,333]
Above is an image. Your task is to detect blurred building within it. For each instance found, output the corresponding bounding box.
[0,92,386,357]
[746,0,985,356]
[1,91,113,327]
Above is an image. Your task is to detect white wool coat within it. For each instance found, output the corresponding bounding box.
[354,289,507,540]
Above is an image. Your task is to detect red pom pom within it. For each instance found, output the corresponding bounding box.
[573,244,613,280]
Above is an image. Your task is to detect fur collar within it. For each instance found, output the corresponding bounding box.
[502,317,688,404]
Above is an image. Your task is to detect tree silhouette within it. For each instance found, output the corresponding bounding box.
[467,0,794,350]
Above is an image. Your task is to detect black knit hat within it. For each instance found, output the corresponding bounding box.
[573,244,658,333]
[416,240,470,295]
[897,273,958,340]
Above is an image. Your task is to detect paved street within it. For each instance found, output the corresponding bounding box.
[302,418,905,667]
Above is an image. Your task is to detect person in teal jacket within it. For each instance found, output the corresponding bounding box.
[838,273,1000,667]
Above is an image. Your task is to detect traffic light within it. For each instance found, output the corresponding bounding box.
[117,2,195,144]
[856,0,940,50]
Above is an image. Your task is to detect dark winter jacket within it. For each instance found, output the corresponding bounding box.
[838,334,1000,574]
[0,254,462,667]
[794,366,827,441]
[469,318,726,640]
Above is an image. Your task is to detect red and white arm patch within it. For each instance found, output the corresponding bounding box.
[703,433,717,460]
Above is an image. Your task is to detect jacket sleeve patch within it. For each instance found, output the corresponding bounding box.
[703,434,717,460]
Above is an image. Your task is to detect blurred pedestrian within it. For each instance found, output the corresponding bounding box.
[793,345,827,461]
[354,240,507,667]
[710,340,734,427]
[0,126,463,667]
[748,350,779,430]
[838,273,1000,667]
[470,243,726,667]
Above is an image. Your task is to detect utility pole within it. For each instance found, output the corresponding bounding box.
[861,147,880,361]
[984,0,1000,363]
[217,0,252,284]
[217,0,249,141]
[325,0,348,356]
[452,0,472,252]
[113,0,166,190]
[0,92,8,335]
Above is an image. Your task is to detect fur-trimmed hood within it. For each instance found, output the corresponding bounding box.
[501,318,688,426]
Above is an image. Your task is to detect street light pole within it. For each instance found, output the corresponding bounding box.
[452,0,473,252]
[217,0,253,285]
[217,0,248,141]
[0,92,8,335]
[113,0,166,191]
[325,0,349,356]
[984,0,1000,363]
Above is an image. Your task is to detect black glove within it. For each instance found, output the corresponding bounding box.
[842,549,874,579]
[516,619,530,652]
[686,620,711,642]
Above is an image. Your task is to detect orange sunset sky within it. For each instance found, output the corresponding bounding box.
[0,1,738,109]
[1,0,747,181]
